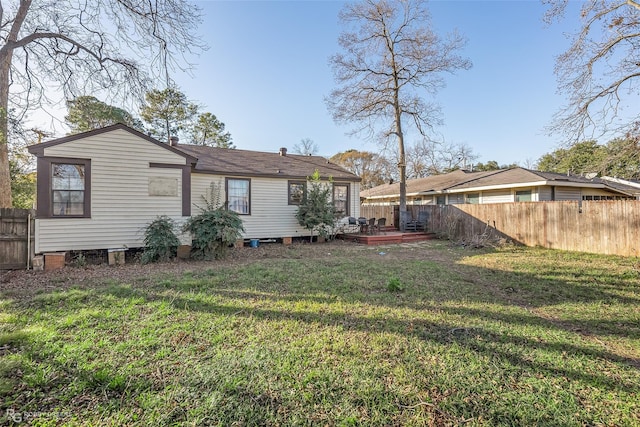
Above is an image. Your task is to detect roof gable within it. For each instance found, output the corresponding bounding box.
[27,123,197,163]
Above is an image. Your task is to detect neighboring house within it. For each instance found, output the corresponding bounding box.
[27,124,360,254]
[361,167,640,206]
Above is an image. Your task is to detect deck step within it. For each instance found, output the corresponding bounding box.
[339,231,436,246]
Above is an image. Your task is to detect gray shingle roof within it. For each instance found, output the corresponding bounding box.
[360,169,498,198]
[361,167,640,198]
[445,168,592,190]
[176,145,360,181]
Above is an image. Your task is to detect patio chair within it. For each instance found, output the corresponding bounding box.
[400,210,417,232]
[375,217,386,234]
[347,216,359,233]
[400,211,417,231]
[357,217,368,234]
[367,217,376,234]
[415,210,429,231]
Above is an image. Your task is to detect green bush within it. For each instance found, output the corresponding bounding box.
[183,208,244,260]
[141,216,180,264]
[295,169,337,242]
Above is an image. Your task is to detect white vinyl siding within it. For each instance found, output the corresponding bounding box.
[35,129,188,253]
[192,174,359,239]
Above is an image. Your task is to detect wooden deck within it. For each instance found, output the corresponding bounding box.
[338,228,436,245]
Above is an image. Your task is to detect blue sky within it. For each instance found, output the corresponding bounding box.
[170,0,584,166]
[23,0,583,166]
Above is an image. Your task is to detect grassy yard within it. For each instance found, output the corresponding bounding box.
[1,241,639,426]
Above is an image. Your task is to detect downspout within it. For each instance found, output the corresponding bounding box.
[26,212,31,270]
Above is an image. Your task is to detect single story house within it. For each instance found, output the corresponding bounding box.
[361,167,640,206]
[27,124,360,254]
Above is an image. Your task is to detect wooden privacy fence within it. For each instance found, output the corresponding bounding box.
[361,201,640,257]
[1,208,35,270]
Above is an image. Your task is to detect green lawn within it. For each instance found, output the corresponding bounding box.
[1,241,639,426]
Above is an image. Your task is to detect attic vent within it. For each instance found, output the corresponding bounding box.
[279,147,287,156]
[169,136,179,146]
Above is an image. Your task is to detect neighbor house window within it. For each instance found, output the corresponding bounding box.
[436,195,446,205]
[288,181,306,205]
[466,193,480,204]
[226,178,250,214]
[333,183,349,216]
[515,190,532,202]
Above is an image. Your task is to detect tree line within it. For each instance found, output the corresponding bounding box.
[66,88,233,148]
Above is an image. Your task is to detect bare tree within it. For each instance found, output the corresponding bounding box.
[326,0,471,229]
[292,138,319,156]
[406,139,478,178]
[0,0,204,207]
[330,149,394,188]
[544,0,640,142]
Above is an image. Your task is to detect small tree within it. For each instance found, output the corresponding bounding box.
[295,170,337,242]
[190,112,234,148]
[141,86,199,143]
[141,216,180,264]
[9,147,35,209]
[65,96,144,134]
[183,181,245,260]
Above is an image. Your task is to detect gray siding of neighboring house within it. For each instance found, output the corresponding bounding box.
[555,186,582,201]
[538,187,553,201]
[481,189,513,204]
[448,194,465,205]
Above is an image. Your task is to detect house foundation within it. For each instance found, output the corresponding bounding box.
[177,245,191,259]
[44,252,66,270]
[107,249,126,266]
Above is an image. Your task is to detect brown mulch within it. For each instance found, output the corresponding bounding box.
[0,240,372,297]
[0,240,466,300]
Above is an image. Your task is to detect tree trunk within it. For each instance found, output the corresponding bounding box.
[393,82,406,231]
[0,0,31,208]
[0,50,13,207]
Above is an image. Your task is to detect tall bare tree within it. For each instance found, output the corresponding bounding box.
[326,0,471,229]
[0,0,204,207]
[292,138,319,156]
[544,0,640,142]
[405,139,478,178]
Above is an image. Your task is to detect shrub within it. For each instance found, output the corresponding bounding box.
[183,209,244,260]
[295,169,337,242]
[183,182,245,260]
[141,216,180,264]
